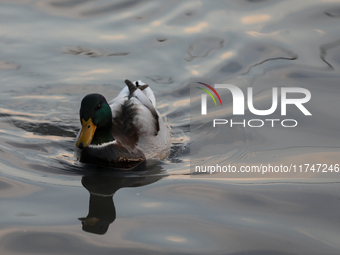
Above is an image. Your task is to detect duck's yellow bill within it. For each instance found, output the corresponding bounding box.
[76,118,97,149]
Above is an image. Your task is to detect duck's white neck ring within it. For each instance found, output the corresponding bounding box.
[88,140,116,149]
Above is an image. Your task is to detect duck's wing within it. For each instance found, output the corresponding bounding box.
[122,79,158,131]
[109,95,138,148]
[130,89,159,135]
[125,80,159,134]
[109,83,160,149]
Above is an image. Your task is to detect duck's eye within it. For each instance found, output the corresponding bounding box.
[95,104,102,111]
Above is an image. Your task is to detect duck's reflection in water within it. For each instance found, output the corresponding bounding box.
[79,163,165,235]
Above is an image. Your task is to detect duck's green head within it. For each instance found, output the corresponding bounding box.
[76,93,113,149]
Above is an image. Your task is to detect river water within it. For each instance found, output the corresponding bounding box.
[0,0,340,254]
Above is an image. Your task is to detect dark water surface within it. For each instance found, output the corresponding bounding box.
[1,0,340,254]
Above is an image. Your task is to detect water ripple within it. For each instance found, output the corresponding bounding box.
[62,46,129,58]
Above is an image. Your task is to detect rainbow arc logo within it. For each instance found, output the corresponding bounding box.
[196,82,222,106]
[196,82,222,115]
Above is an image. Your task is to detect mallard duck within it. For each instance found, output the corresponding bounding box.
[75,79,170,168]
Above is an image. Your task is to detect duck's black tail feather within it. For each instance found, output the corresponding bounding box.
[125,79,137,94]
